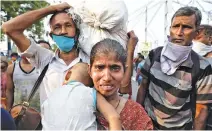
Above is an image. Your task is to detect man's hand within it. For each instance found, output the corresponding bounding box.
[127,30,138,53]
[119,31,138,94]
[51,2,71,12]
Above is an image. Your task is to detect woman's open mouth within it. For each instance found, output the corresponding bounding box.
[100,85,114,91]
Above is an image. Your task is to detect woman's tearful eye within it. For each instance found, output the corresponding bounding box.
[95,65,105,71]
[110,65,121,72]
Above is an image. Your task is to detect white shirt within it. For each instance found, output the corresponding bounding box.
[22,38,88,113]
[42,81,97,130]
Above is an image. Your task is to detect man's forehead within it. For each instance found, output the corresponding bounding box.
[172,15,196,25]
[50,13,73,24]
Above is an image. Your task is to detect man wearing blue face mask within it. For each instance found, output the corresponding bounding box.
[2,2,88,127]
[136,6,212,130]
[48,10,81,54]
[51,34,76,53]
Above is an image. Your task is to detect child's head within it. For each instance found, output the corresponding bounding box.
[64,62,93,87]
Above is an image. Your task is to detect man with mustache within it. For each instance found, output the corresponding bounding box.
[136,6,212,130]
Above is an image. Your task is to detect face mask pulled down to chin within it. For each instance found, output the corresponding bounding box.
[51,34,76,53]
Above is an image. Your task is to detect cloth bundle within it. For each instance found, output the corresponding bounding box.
[67,0,128,57]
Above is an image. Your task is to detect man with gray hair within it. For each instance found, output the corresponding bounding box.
[137,6,212,130]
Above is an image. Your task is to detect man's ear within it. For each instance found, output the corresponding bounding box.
[49,32,53,39]
[209,36,212,45]
[74,29,80,42]
[87,64,91,77]
[194,29,202,40]
[194,30,199,39]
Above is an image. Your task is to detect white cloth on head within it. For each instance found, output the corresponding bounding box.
[160,42,192,75]
[72,0,128,31]
[192,41,212,56]
[66,0,128,57]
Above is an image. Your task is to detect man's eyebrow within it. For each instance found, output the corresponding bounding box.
[52,23,61,27]
[109,64,121,67]
[172,23,180,26]
[182,24,192,27]
[94,64,105,67]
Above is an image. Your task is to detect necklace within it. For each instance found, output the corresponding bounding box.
[115,98,121,109]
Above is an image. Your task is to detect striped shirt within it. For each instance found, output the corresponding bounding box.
[141,47,212,130]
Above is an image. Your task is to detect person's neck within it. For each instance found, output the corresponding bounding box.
[59,49,78,65]
[20,58,34,72]
[105,92,120,108]
[21,58,30,64]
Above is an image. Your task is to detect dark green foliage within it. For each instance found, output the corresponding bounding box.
[1,0,50,40]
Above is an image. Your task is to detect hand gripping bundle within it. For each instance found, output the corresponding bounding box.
[67,0,128,57]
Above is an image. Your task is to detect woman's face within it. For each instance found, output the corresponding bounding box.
[89,53,124,97]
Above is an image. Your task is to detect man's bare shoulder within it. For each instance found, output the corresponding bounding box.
[6,63,15,75]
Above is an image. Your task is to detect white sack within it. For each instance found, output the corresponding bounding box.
[67,0,128,56]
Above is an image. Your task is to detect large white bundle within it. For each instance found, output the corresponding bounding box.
[67,0,128,56]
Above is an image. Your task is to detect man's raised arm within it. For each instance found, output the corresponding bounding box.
[2,3,70,52]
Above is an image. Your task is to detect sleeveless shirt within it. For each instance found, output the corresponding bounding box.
[13,62,40,111]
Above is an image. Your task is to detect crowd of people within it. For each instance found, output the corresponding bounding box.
[1,1,212,130]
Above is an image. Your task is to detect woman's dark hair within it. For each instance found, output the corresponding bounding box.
[90,38,127,70]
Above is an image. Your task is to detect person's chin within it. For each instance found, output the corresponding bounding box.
[100,90,116,97]
[172,41,186,46]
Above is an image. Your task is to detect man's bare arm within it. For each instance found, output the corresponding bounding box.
[194,104,209,130]
[136,67,142,81]
[120,31,138,94]
[136,78,148,105]
[2,3,70,52]
[6,64,15,111]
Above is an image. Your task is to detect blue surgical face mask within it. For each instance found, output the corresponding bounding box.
[51,34,76,53]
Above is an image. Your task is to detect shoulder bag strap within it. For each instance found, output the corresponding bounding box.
[190,50,200,125]
[146,47,163,98]
[27,64,49,102]
[148,47,163,81]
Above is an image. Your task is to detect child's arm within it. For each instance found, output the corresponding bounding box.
[96,92,121,130]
